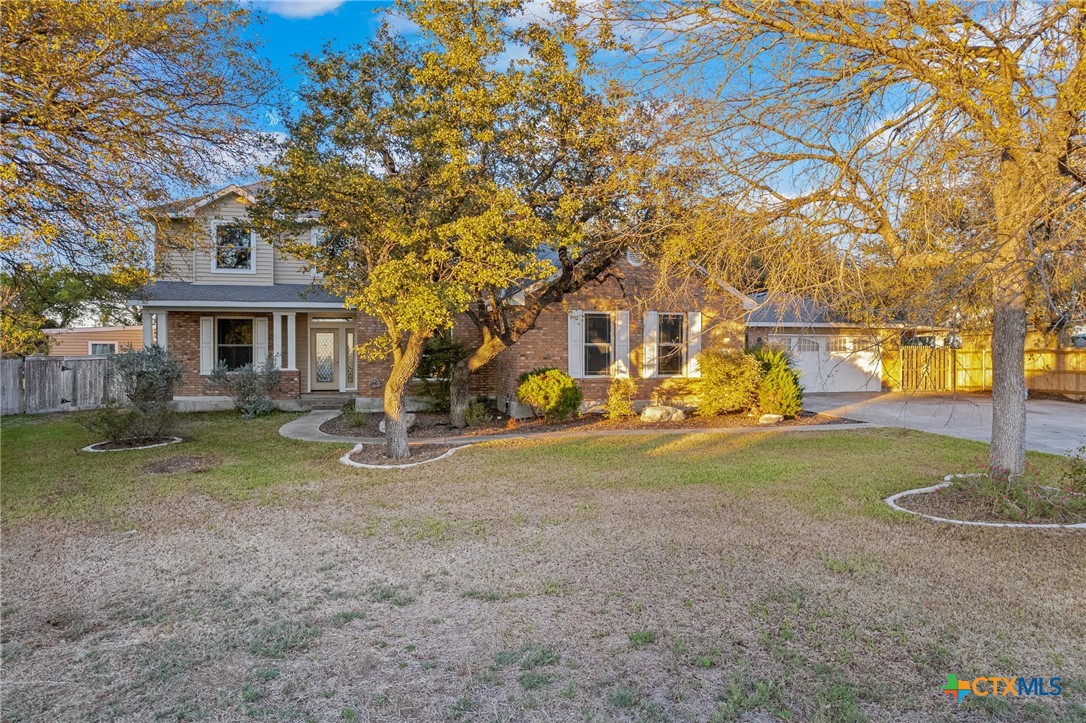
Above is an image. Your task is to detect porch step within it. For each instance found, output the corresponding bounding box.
[300,394,355,411]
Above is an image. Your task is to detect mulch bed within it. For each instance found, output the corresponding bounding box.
[85,437,179,452]
[901,483,1086,525]
[321,409,859,440]
[348,443,460,466]
[143,456,217,474]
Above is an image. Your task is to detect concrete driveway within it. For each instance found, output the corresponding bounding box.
[804,392,1086,456]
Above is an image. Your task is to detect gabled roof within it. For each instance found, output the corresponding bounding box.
[154,182,267,218]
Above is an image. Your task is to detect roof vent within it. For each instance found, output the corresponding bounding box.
[625,250,644,267]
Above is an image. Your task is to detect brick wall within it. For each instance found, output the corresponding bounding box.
[167,311,299,399]
[488,257,746,410]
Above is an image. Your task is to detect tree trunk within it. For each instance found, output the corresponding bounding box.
[383,331,428,459]
[448,359,472,428]
[989,265,1028,478]
[448,335,508,427]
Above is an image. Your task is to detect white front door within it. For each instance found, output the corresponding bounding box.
[311,328,339,391]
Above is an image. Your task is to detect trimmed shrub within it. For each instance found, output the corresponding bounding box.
[605,377,637,420]
[516,367,583,420]
[339,401,370,428]
[81,345,182,442]
[464,399,492,427]
[209,357,281,417]
[695,349,763,416]
[751,347,803,418]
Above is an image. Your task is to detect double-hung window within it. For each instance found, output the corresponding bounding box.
[656,313,687,375]
[217,319,253,369]
[213,222,254,271]
[583,313,613,376]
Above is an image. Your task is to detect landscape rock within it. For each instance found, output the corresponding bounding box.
[640,405,686,423]
[758,413,784,425]
[378,413,417,434]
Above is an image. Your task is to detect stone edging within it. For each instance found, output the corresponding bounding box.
[885,474,1086,529]
[82,437,183,453]
[338,442,472,470]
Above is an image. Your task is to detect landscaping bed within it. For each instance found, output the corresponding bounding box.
[346,443,462,467]
[899,477,1086,526]
[83,436,182,452]
[320,409,859,439]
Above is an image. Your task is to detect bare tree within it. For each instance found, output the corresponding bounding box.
[607,1,1086,476]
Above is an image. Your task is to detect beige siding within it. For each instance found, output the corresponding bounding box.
[273,228,320,284]
[191,195,274,285]
[46,327,143,356]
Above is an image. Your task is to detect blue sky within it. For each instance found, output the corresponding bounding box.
[248,1,396,131]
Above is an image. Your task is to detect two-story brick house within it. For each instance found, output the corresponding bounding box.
[131,183,751,414]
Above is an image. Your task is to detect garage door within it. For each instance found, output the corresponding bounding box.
[769,335,882,393]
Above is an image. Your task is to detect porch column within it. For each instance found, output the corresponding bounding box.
[142,312,153,349]
[285,312,297,370]
[156,311,168,349]
[272,312,283,369]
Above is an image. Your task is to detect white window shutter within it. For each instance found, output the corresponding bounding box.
[567,311,584,378]
[687,311,703,377]
[614,311,630,378]
[253,317,268,367]
[642,311,658,378]
[199,317,214,375]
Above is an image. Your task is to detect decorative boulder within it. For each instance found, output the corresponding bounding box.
[378,413,417,434]
[640,405,686,423]
[758,413,784,425]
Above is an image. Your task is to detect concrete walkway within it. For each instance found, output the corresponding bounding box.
[278,410,882,446]
[804,392,1086,456]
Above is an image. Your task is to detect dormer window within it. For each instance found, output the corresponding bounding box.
[212,221,254,271]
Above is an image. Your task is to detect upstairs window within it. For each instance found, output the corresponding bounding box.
[657,313,687,375]
[217,319,253,369]
[583,313,613,376]
[213,222,254,271]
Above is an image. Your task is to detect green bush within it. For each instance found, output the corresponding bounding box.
[605,377,637,420]
[695,349,763,416]
[209,357,281,417]
[339,402,370,428]
[81,345,182,442]
[464,399,493,427]
[751,347,803,418]
[516,368,583,420]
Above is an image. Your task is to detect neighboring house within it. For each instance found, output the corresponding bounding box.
[44,326,142,356]
[130,183,751,414]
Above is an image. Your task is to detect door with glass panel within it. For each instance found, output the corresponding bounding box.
[310,329,339,390]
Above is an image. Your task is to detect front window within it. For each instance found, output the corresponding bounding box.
[583,313,613,376]
[794,337,819,352]
[657,313,687,375]
[217,319,253,369]
[90,342,116,355]
[213,223,253,270]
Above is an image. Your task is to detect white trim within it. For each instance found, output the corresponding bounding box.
[131,300,345,310]
[567,311,584,379]
[156,311,168,348]
[87,341,118,354]
[285,312,297,371]
[687,311,702,378]
[199,316,214,374]
[253,317,268,367]
[614,310,630,378]
[642,311,658,379]
[272,312,283,369]
[166,184,258,218]
[209,219,257,274]
[142,312,154,349]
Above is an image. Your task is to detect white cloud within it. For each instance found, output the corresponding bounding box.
[257,0,346,19]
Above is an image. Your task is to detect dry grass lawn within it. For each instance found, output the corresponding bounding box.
[1,412,1084,722]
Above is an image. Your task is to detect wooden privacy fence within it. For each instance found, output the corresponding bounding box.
[1,356,125,415]
[896,346,1086,395]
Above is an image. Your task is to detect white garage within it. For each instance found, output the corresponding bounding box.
[765,333,883,393]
